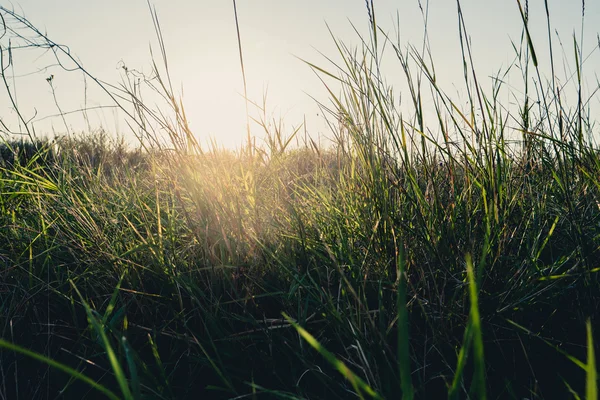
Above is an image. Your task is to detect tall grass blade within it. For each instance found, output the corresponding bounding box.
[467,253,487,400]
[449,254,487,400]
[587,320,597,400]
[515,0,538,67]
[70,280,134,400]
[396,241,414,400]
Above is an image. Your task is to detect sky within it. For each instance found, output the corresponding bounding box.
[1,0,599,149]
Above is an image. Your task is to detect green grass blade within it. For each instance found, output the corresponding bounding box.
[449,254,487,400]
[102,271,125,326]
[466,253,487,400]
[282,313,383,399]
[70,280,134,400]
[586,320,597,400]
[189,332,237,395]
[122,337,141,400]
[0,339,121,400]
[515,0,538,67]
[507,319,587,370]
[448,323,473,400]
[396,242,414,400]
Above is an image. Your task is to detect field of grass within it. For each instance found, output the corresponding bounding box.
[1,1,599,399]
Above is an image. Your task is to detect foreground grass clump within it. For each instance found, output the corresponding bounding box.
[1,1,600,399]
[1,120,598,399]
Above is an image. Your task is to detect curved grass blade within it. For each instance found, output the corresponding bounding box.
[282,313,383,399]
[0,339,121,400]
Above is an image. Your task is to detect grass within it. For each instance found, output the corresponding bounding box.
[0,0,599,399]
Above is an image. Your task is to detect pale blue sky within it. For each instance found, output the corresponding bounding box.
[3,0,599,148]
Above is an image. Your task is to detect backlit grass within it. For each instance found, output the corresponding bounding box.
[0,1,599,399]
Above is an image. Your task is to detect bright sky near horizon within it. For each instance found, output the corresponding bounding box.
[2,0,599,149]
